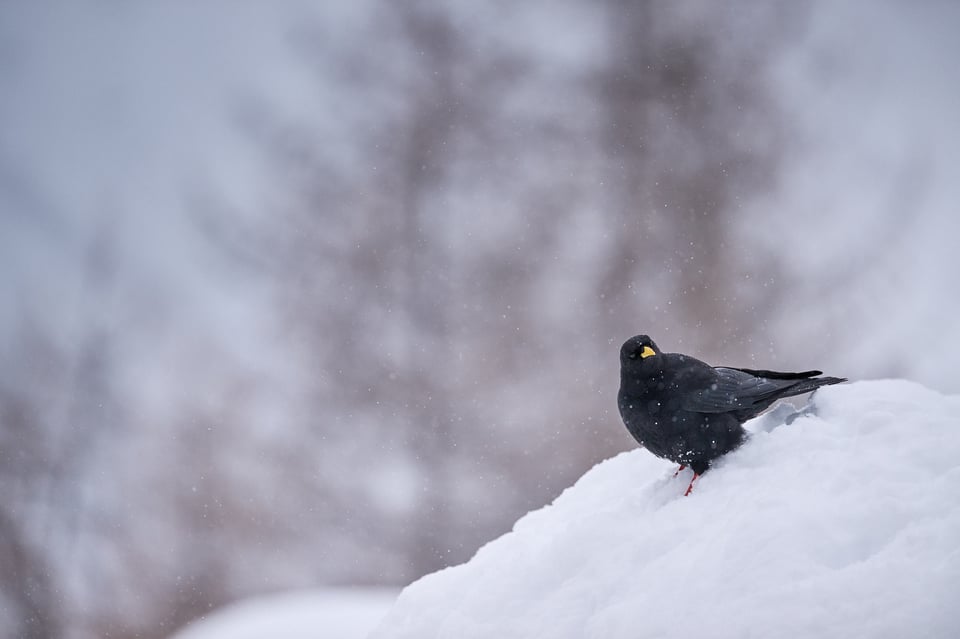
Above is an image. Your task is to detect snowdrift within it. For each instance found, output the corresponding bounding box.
[372,381,960,639]
[169,588,397,639]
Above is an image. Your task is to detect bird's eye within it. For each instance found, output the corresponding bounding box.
[628,352,637,359]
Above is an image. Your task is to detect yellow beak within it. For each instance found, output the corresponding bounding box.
[640,346,656,359]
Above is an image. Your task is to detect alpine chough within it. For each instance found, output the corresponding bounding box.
[618,335,846,494]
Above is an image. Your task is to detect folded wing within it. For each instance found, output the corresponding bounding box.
[682,367,811,413]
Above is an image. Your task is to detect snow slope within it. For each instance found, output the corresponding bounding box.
[372,381,960,639]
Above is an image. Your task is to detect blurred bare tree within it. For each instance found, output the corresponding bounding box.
[0,337,62,639]
[593,2,806,360]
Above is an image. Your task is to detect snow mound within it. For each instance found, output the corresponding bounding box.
[372,381,960,639]
[169,588,397,639]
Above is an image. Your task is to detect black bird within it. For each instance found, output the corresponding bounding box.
[618,335,846,494]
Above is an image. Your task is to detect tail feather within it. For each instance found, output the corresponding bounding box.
[781,375,847,397]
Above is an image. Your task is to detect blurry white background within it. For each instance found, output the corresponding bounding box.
[1,1,958,637]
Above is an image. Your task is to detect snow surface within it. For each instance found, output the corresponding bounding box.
[169,588,397,639]
[372,381,960,639]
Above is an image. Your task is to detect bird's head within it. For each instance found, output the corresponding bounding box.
[620,335,660,367]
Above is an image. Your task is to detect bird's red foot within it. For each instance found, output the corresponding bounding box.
[673,464,686,478]
[683,473,700,496]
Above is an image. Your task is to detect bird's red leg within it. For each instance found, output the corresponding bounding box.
[683,473,700,496]
[673,464,686,478]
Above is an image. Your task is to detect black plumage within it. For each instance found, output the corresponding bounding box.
[617,335,846,491]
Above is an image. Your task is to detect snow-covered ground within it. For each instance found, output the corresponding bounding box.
[169,588,398,639]
[371,381,960,638]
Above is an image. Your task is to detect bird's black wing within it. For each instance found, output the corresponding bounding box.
[681,367,792,413]
[729,367,822,380]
